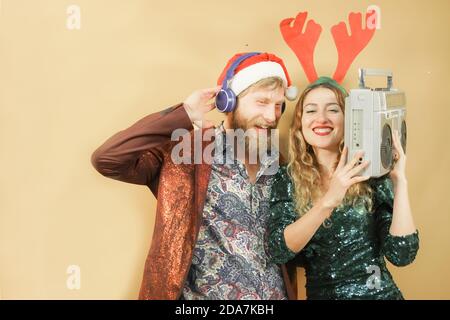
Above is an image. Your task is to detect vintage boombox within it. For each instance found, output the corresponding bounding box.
[345,69,407,177]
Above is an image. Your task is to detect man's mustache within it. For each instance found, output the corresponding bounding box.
[252,122,277,130]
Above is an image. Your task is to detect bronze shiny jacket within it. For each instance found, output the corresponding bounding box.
[91,103,297,300]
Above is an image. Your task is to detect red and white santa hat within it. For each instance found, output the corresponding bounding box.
[217,52,298,101]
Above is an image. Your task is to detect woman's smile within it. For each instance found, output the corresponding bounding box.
[312,125,334,136]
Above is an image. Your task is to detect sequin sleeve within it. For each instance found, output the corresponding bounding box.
[267,166,299,264]
[371,175,419,267]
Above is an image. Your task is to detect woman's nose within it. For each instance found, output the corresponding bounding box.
[315,111,329,123]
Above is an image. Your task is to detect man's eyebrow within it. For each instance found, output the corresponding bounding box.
[256,96,285,104]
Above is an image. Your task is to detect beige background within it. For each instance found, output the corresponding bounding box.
[1,0,449,299]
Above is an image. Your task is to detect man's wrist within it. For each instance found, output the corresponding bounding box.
[182,103,193,120]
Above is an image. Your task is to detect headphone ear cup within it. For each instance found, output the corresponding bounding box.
[281,102,286,114]
[215,89,237,113]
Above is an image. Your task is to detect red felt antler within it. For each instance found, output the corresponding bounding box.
[331,11,377,83]
[280,12,322,83]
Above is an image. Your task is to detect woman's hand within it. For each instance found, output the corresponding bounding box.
[183,86,221,128]
[321,147,370,209]
[389,129,407,186]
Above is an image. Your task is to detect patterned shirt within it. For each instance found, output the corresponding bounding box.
[182,124,287,300]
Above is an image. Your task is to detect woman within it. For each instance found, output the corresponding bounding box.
[268,77,419,299]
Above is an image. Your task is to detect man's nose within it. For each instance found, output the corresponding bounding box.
[263,104,277,124]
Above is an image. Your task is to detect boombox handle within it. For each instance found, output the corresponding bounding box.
[358,68,393,90]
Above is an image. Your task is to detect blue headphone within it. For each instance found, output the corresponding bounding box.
[215,52,260,113]
[215,52,287,114]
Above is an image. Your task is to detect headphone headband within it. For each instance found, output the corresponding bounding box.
[222,52,261,90]
[215,51,288,113]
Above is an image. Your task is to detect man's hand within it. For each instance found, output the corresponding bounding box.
[183,86,221,128]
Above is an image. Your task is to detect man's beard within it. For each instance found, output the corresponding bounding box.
[229,109,278,159]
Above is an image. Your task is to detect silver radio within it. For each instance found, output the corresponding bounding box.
[344,69,407,177]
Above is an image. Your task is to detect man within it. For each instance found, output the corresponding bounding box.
[91,52,298,300]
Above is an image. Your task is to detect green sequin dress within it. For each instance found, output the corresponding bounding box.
[268,166,419,300]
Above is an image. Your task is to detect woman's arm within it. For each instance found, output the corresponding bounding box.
[283,199,332,253]
[282,147,370,253]
[267,167,298,264]
[372,176,419,266]
[372,130,419,266]
[268,168,332,263]
[388,130,416,236]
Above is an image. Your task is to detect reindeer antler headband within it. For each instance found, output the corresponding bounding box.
[280,11,377,93]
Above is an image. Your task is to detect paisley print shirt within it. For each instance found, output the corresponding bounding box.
[182,124,287,300]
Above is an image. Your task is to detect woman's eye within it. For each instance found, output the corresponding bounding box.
[305,110,316,114]
[329,109,339,113]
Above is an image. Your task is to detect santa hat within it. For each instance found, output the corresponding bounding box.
[217,52,298,101]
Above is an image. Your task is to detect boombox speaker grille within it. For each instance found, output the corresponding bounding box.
[381,124,393,169]
[401,120,407,153]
